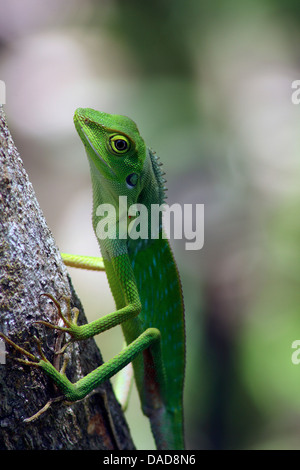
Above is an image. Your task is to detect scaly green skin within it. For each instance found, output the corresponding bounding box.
[3,109,186,450]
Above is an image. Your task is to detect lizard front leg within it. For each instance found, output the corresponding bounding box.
[36,252,142,342]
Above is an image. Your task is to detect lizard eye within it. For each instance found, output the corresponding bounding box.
[109,134,130,154]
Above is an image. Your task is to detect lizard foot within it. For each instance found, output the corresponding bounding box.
[0,332,47,367]
[35,294,81,350]
[0,331,68,422]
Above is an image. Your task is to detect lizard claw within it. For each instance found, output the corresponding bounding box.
[35,294,80,341]
[0,332,45,367]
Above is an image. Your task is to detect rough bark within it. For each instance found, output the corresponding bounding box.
[0,106,135,450]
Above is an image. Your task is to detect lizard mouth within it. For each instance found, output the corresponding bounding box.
[80,127,117,178]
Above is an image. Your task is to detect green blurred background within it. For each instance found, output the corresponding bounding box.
[1,0,300,450]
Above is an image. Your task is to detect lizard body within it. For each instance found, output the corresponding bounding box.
[1,108,186,450]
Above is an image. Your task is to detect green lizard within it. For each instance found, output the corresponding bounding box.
[1,108,185,450]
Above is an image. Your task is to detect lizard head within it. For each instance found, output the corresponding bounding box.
[74,108,147,200]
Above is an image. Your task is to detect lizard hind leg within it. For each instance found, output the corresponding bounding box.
[35,327,164,403]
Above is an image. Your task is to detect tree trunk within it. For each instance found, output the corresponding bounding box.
[0,106,135,450]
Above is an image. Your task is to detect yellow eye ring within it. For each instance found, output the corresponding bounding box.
[109,134,130,154]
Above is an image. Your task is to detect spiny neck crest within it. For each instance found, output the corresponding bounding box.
[148,149,168,205]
